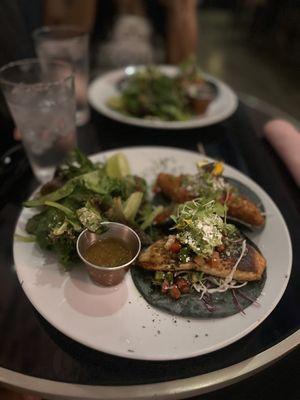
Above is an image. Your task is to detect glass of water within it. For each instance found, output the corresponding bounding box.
[0,59,76,183]
[33,26,90,126]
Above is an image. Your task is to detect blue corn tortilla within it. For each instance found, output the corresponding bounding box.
[131,237,266,318]
[131,268,266,318]
[226,177,264,211]
[225,177,266,231]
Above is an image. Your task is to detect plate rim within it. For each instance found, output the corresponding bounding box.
[88,66,238,129]
[13,146,293,361]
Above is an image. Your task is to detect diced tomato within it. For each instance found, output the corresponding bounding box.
[176,278,190,294]
[161,280,169,294]
[169,241,182,254]
[169,285,181,300]
[154,212,169,225]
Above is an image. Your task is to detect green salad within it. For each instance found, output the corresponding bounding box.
[22,150,162,266]
[107,58,215,121]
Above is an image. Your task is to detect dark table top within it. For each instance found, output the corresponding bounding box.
[0,101,299,399]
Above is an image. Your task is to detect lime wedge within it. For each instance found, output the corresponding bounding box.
[106,153,131,178]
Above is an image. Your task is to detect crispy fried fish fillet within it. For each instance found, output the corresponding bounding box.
[137,238,266,282]
[155,173,265,228]
[227,196,265,227]
[156,174,194,203]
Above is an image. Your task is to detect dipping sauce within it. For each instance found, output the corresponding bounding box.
[84,237,132,268]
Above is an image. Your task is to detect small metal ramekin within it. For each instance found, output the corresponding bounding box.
[76,222,141,286]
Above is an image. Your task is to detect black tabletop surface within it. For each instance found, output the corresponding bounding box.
[0,103,299,397]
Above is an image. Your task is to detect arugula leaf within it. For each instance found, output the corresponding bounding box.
[55,148,98,180]
[23,181,76,207]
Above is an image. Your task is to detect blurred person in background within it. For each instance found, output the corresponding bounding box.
[162,0,198,64]
[94,0,199,68]
[41,0,198,68]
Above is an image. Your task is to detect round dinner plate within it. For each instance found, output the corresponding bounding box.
[88,66,238,129]
[14,147,292,361]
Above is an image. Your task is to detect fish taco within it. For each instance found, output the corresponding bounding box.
[154,161,265,230]
[132,197,266,318]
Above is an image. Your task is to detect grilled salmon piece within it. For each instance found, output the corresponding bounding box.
[155,173,265,228]
[138,238,266,282]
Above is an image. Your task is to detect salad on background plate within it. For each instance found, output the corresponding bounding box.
[88,62,238,129]
[107,58,218,122]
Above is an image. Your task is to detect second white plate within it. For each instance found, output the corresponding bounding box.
[88,66,238,129]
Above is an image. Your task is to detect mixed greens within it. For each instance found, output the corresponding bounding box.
[23,150,160,266]
[107,58,215,121]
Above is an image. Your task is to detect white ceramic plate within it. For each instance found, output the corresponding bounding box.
[88,66,238,129]
[14,147,292,361]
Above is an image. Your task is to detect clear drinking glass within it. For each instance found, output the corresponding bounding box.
[33,26,90,126]
[0,59,76,183]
